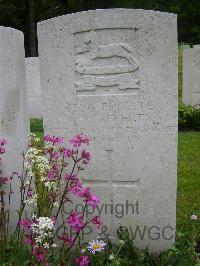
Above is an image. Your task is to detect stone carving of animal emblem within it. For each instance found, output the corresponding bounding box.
[75,43,139,75]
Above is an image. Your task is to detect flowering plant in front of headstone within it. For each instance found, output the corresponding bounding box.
[0,138,9,238]
[1,135,199,265]
[0,133,105,265]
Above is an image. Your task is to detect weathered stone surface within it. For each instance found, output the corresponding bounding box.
[0,27,29,228]
[183,45,200,105]
[25,57,42,118]
[38,9,178,252]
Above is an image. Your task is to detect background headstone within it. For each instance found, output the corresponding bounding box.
[38,9,178,252]
[25,57,42,118]
[183,45,200,106]
[0,26,29,229]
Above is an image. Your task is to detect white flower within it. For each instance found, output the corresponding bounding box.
[190,214,198,220]
[44,181,57,191]
[51,243,58,248]
[24,147,51,185]
[32,213,37,219]
[53,202,59,208]
[119,239,125,245]
[48,232,53,238]
[24,193,38,207]
[108,254,115,261]
[31,217,55,247]
[25,180,30,186]
[43,242,49,249]
[37,217,54,230]
[87,239,106,254]
[27,133,37,144]
[80,249,85,254]
[35,236,42,244]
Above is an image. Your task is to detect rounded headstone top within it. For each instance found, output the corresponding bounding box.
[193,45,200,49]
[0,26,23,37]
[0,26,24,45]
[38,8,177,27]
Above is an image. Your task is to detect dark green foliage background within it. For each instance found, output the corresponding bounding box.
[178,104,200,131]
[0,0,199,56]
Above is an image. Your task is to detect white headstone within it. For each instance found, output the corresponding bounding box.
[0,27,29,228]
[183,45,200,105]
[25,57,42,118]
[193,45,200,49]
[38,9,178,252]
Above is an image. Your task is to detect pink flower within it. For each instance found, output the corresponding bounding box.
[92,216,103,230]
[44,134,53,142]
[19,218,32,236]
[0,139,7,146]
[75,255,89,266]
[70,181,83,197]
[80,187,92,198]
[67,211,84,233]
[0,176,9,184]
[58,233,74,246]
[47,165,60,181]
[69,134,90,148]
[61,147,73,158]
[67,211,80,225]
[19,218,32,229]
[85,194,100,209]
[32,246,47,263]
[24,235,33,244]
[64,174,79,181]
[27,190,33,198]
[44,135,64,145]
[52,216,56,225]
[47,170,56,181]
[0,139,7,159]
[52,151,59,160]
[80,135,90,145]
[53,136,64,145]
[81,150,91,164]
[64,174,84,197]
[0,147,6,155]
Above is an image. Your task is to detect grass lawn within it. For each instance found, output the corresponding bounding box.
[30,119,200,235]
[177,132,200,235]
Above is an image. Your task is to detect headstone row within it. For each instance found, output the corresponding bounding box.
[183,45,200,106]
[0,26,29,227]
[25,57,42,119]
